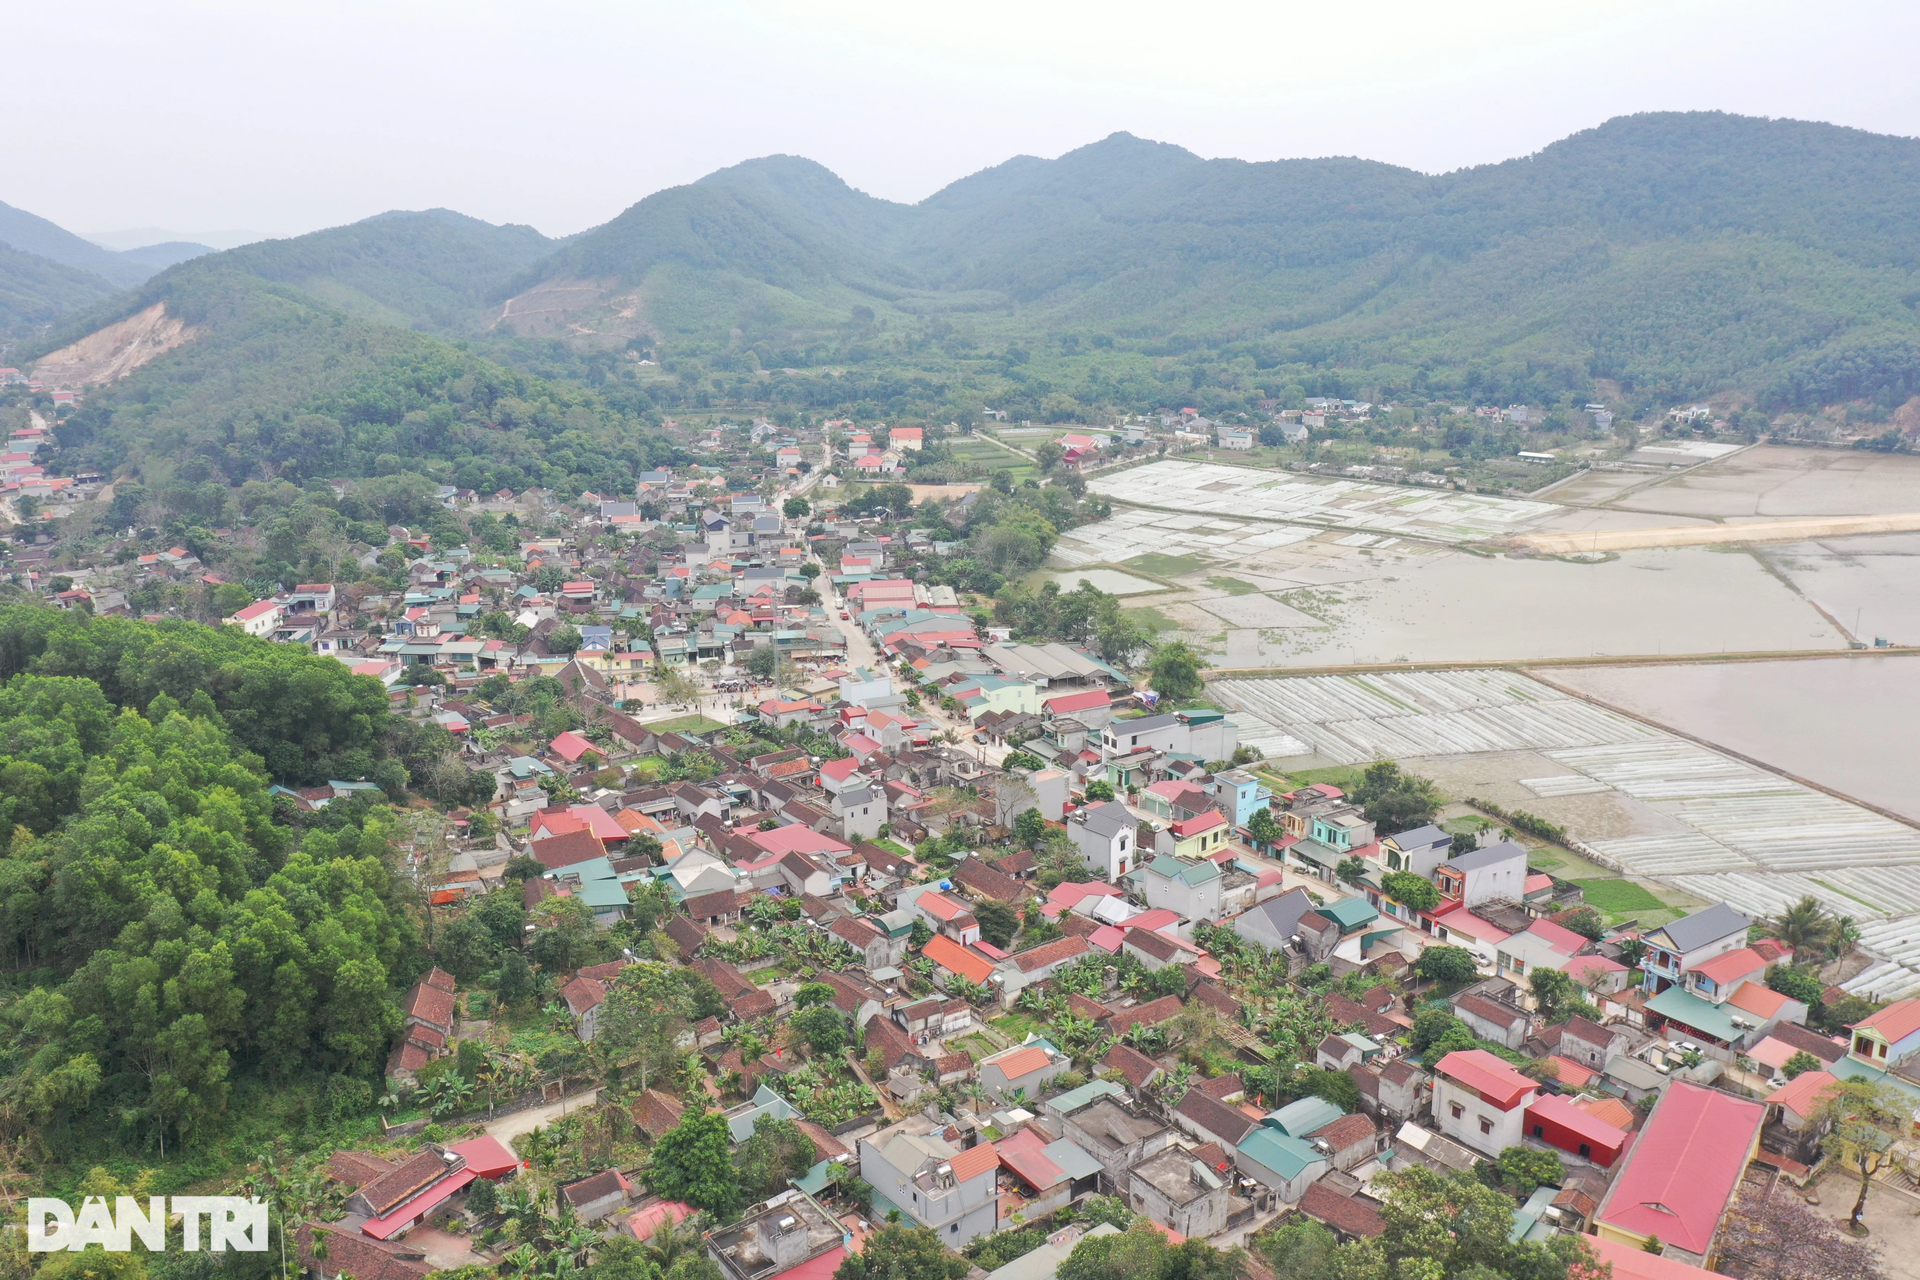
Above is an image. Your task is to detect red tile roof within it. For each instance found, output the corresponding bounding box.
[1009,935,1090,973]
[1434,1049,1536,1110]
[1853,997,1920,1044]
[1298,1181,1386,1238]
[1595,1081,1765,1254]
[531,828,607,870]
[1690,946,1766,986]
[401,978,456,1030]
[1102,995,1183,1034]
[1101,1043,1163,1089]
[1311,1111,1378,1153]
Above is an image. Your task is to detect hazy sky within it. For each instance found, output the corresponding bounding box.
[13,0,1920,243]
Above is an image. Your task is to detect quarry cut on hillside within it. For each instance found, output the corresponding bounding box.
[32,302,198,385]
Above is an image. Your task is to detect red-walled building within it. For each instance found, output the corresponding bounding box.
[1522,1093,1630,1167]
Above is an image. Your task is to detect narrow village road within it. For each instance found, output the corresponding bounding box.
[483,1087,599,1146]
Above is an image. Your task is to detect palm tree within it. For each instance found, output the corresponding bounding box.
[640,1213,702,1270]
[1123,1023,1167,1055]
[1759,896,1837,957]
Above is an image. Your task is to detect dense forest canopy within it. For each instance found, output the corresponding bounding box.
[0,610,424,1164]
[0,606,397,785]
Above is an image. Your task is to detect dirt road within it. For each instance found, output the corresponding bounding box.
[484,1087,599,1146]
[1513,511,1920,554]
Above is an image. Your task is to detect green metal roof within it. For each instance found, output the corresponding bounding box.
[1265,1096,1344,1137]
[576,879,631,910]
[1235,1126,1325,1180]
[1318,897,1380,931]
[1829,1052,1920,1099]
[1044,1079,1123,1115]
[1645,985,1744,1043]
[1148,854,1220,887]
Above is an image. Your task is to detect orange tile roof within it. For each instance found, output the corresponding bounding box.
[1543,1055,1598,1088]
[947,1141,1000,1183]
[1727,980,1793,1019]
[984,1045,1053,1080]
[1575,1095,1636,1131]
[1766,1069,1839,1120]
[921,934,995,985]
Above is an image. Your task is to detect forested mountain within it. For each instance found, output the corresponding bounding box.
[183,208,555,331]
[44,261,679,493]
[498,112,1920,408]
[0,198,160,287]
[21,111,1920,477]
[0,198,217,338]
[0,242,121,336]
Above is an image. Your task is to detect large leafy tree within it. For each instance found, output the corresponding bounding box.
[1819,1080,1911,1233]
[647,1109,741,1216]
[735,1116,816,1201]
[594,962,699,1091]
[1351,762,1444,833]
[1148,642,1203,701]
[835,1222,968,1280]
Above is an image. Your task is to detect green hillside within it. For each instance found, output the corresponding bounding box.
[24,111,1920,478]
[507,112,1920,409]
[45,262,680,496]
[176,208,556,332]
[0,242,120,338]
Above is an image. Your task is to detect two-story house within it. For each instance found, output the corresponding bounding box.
[828,915,909,971]
[1138,854,1222,922]
[1848,998,1920,1071]
[1068,802,1138,880]
[1432,1049,1538,1158]
[906,888,981,946]
[1639,902,1752,994]
[858,1116,1000,1243]
[1152,810,1232,860]
[1434,840,1527,908]
[1312,808,1377,853]
[1214,768,1274,827]
[1379,824,1453,876]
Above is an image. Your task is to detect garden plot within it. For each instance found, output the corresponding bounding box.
[1196,593,1325,629]
[1215,671,1653,763]
[1216,667,1920,993]
[1050,506,1320,570]
[1091,459,1561,544]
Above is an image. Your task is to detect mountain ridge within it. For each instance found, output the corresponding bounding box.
[21,111,1920,419]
